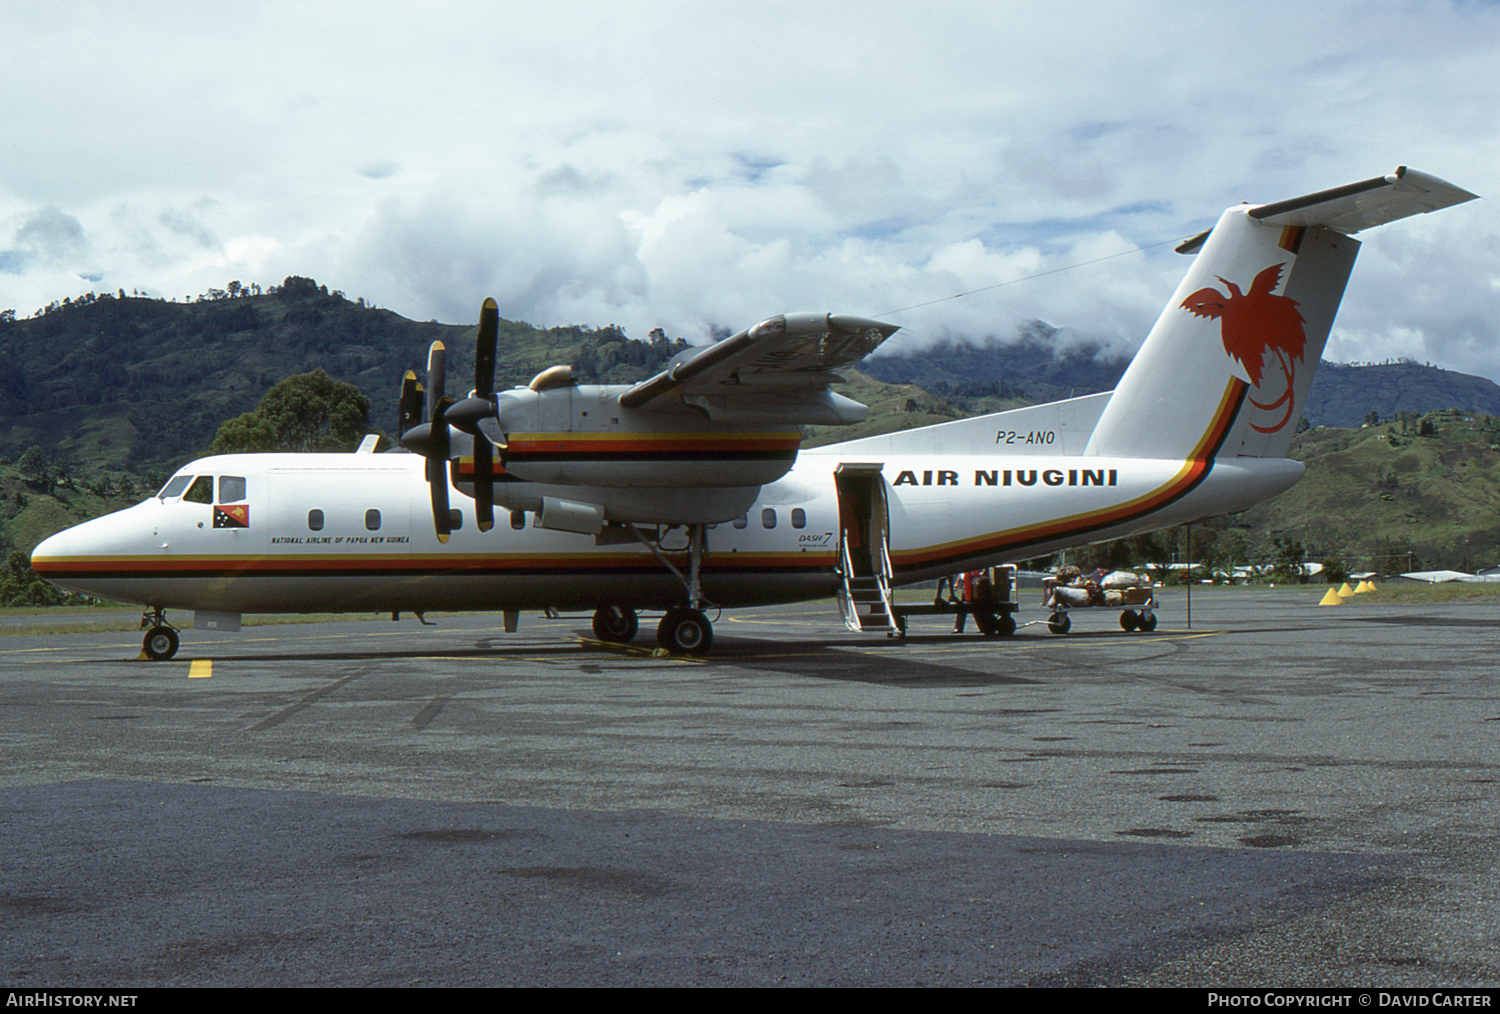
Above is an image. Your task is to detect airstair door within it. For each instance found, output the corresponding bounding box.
[834,463,896,633]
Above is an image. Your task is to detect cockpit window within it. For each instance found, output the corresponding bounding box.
[219,476,246,503]
[183,476,214,504]
[157,475,193,499]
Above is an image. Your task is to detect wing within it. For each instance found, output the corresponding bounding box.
[618,312,898,425]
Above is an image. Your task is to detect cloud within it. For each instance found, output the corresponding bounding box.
[0,0,1495,384]
[9,206,87,265]
[357,162,401,181]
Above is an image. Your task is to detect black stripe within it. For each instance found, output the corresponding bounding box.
[505,448,797,463]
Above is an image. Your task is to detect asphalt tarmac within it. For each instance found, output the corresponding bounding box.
[1,587,1496,987]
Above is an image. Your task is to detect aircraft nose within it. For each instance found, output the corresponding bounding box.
[30,527,75,577]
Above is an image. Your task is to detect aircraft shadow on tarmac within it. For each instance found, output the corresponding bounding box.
[158,627,1048,688]
[676,633,1048,688]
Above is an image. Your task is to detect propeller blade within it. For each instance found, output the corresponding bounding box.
[471,299,499,532]
[430,461,452,543]
[429,395,453,543]
[473,440,495,532]
[449,300,499,432]
[476,298,498,397]
[427,340,446,408]
[426,340,452,543]
[396,370,424,438]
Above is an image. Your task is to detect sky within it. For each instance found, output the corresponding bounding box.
[3,0,1499,379]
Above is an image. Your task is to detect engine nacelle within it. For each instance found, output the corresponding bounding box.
[490,385,806,489]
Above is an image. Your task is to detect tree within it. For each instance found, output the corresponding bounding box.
[277,275,322,300]
[1271,536,1307,583]
[1,551,63,606]
[210,368,370,454]
[17,446,48,488]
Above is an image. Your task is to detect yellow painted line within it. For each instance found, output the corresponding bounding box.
[189,660,212,679]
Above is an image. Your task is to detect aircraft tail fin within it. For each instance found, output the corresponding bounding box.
[1084,167,1477,460]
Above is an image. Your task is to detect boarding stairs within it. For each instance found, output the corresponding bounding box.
[838,535,899,633]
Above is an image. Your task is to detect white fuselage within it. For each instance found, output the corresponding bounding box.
[31,444,1301,617]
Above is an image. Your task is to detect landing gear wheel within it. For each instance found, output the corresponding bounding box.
[1138,612,1158,632]
[657,609,713,656]
[592,606,639,644]
[1047,612,1071,635]
[1120,611,1139,632]
[143,626,179,661]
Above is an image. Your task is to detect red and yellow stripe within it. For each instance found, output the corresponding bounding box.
[890,378,1247,572]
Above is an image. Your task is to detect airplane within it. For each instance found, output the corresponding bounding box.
[30,166,1478,660]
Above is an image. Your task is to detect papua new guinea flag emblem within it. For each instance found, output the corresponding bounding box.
[213,504,250,528]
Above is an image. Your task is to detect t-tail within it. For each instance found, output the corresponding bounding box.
[1084,167,1478,461]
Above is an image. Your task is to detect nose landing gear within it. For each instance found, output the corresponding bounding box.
[140,608,180,660]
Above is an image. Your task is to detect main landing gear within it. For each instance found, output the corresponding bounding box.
[591,604,714,655]
[591,606,639,644]
[590,523,718,656]
[141,608,180,660]
[657,608,713,655]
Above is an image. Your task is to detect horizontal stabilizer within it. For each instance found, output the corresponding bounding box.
[1176,166,1477,254]
[1250,166,1478,233]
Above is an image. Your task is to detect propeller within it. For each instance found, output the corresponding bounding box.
[400,299,505,542]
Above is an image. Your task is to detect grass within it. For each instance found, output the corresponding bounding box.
[1351,581,1500,604]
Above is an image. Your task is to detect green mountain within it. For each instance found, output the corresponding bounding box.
[1237,410,1500,573]
[0,279,692,481]
[861,330,1500,429]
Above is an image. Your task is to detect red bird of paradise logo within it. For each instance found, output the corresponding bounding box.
[1180,262,1307,434]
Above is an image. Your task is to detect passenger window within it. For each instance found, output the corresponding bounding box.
[157,475,192,499]
[510,510,527,530]
[308,510,324,532]
[183,476,213,504]
[448,509,463,531]
[761,508,777,529]
[791,508,806,529]
[732,513,748,530]
[219,476,246,503]
[365,509,381,531]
